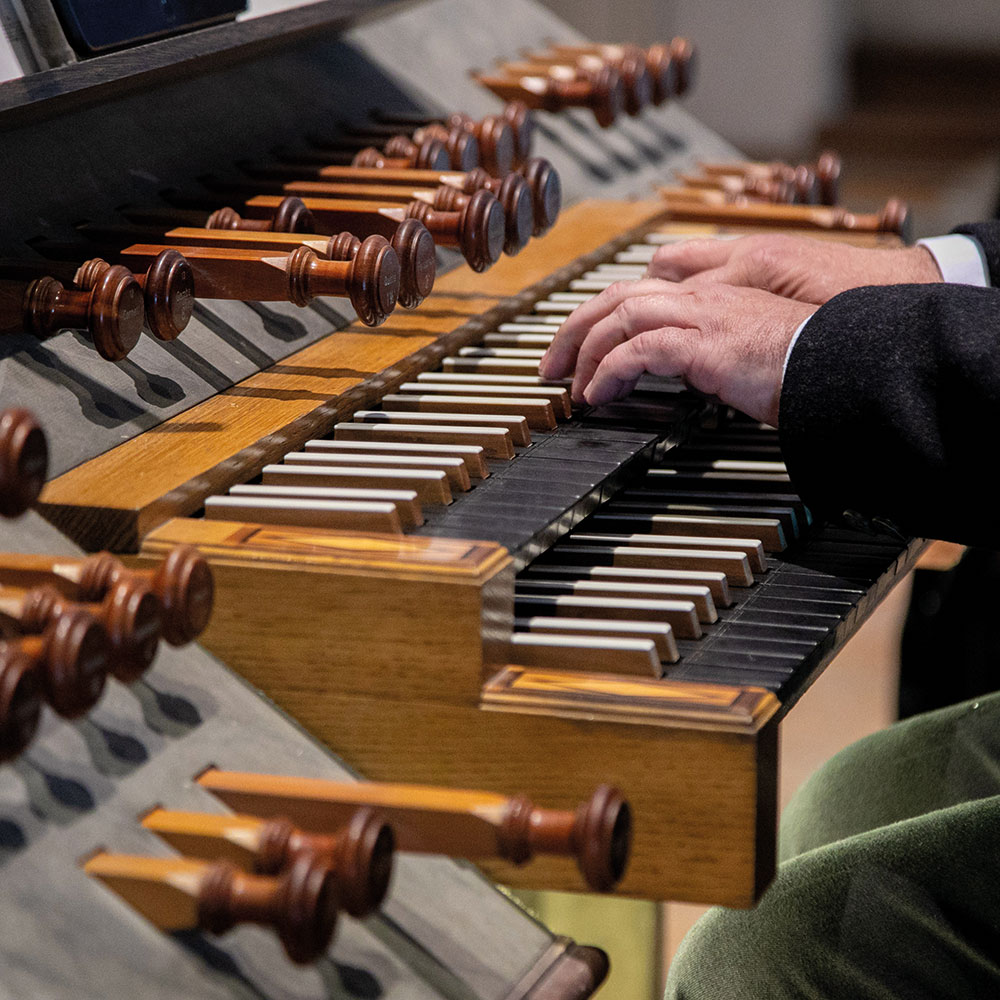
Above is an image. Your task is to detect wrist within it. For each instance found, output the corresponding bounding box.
[907,245,944,282]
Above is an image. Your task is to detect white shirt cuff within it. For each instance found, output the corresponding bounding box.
[782,318,811,379]
[782,234,991,381]
[917,235,990,287]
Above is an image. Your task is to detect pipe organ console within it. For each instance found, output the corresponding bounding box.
[1,0,922,995]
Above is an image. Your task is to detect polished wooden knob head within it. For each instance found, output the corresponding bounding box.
[389,218,436,308]
[206,197,317,234]
[434,173,532,256]
[141,249,195,341]
[414,123,480,172]
[260,806,395,918]
[406,189,504,272]
[34,607,109,718]
[669,37,695,96]
[197,853,339,965]
[580,63,626,126]
[612,45,653,116]
[382,134,450,171]
[0,408,48,519]
[815,149,841,206]
[150,544,214,646]
[574,784,632,892]
[502,101,535,166]
[76,250,194,342]
[23,266,144,361]
[94,579,161,682]
[644,43,680,104]
[0,643,43,761]
[519,157,562,235]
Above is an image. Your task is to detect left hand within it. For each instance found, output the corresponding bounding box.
[537,279,817,427]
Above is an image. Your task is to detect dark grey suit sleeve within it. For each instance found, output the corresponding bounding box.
[778,282,1000,547]
[952,221,1000,285]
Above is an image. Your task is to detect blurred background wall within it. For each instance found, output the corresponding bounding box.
[540,0,1000,236]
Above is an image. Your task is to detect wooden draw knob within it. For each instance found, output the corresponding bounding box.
[389,218,436,308]
[36,607,110,718]
[519,157,562,235]
[645,43,680,104]
[141,249,195,341]
[416,123,480,172]
[573,784,632,892]
[151,544,214,646]
[460,188,506,271]
[616,46,653,116]
[466,114,515,176]
[0,408,48,518]
[324,232,362,262]
[502,101,534,165]
[815,149,841,206]
[100,578,163,683]
[326,806,395,918]
[383,134,450,171]
[271,196,317,234]
[879,198,910,239]
[435,175,531,256]
[669,37,696,96]
[346,235,400,327]
[24,266,144,361]
[583,63,625,127]
[197,853,339,965]
[0,644,43,761]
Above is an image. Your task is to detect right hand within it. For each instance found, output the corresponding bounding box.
[644,234,943,304]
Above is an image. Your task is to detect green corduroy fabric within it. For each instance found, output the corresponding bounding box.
[665,693,1000,999]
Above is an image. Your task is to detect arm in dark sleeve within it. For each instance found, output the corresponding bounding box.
[952,221,1000,285]
[778,282,1000,547]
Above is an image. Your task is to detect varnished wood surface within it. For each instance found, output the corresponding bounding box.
[39,199,668,552]
[137,510,782,903]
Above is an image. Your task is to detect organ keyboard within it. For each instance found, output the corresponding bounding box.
[2,0,923,992]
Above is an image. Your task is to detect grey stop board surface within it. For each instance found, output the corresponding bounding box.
[0,511,566,1000]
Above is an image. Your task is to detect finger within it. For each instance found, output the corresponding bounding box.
[571,290,712,401]
[538,278,673,379]
[644,239,736,281]
[583,328,695,406]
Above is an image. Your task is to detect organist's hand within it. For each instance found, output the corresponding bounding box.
[643,234,942,304]
[538,279,816,426]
